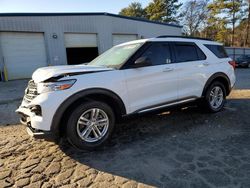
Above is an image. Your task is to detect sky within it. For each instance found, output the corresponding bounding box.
[0,0,154,14]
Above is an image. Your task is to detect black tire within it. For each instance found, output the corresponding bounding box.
[244,64,249,68]
[203,81,226,113]
[66,101,115,150]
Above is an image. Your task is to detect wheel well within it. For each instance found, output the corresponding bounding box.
[56,92,126,136]
[202,76,231,97]
[84,93,125,119]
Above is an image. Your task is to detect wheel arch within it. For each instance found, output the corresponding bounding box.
[51,88,127,135]
[202,72,231,97]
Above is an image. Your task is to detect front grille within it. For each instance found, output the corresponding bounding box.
[24,80,38,103]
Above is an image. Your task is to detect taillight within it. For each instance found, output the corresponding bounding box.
[228,61,236,69]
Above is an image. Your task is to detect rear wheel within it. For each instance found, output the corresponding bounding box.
[243,64,249,68]
[66,101,115,150]
[203,81,226,113]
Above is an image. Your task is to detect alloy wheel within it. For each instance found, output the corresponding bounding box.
[76,108,109,143]
[209,86,224,109]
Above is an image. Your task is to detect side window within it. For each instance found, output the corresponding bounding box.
[174,43,205,62]
[196,46,207,60]
[139,43,171,66]
[204,44,228,58]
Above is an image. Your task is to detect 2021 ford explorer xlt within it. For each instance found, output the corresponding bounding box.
[17,36,236,150]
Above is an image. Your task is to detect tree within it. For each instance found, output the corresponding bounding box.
[180,0,209,36]
[145,0,182,23]
[207,0,245,46]
[119,2,146,18]
[235,19,248,46]
[224,0,246,46]
[243,0,250,46]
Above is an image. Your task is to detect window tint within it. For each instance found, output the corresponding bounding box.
[205,44,228,58]
[139,43,171,66]
[197,47,206,60]
[174,43,206,62]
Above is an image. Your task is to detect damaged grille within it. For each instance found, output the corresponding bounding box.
[24,80,38,103]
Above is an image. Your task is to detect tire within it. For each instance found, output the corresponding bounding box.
[244,64,249,68]
[203,81,226,113]
[66,101,115,150]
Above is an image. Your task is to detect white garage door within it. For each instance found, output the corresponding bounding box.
[113,34,138,46]
[0,32,47,80]
[64,33,97,47]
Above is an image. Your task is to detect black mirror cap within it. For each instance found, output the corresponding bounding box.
[133,57,152,68]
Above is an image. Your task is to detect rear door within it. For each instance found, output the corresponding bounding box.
[124,42,178,113]
[171,42,208,99]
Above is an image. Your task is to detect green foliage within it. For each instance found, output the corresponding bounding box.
[119,0,182,23]
[118,0,250,47]
[119,2,146,18]
[145,0,182,23]
[206,0,246,44]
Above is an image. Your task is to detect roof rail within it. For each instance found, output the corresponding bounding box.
[156,35,213,41]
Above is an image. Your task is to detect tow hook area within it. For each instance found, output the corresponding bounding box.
[26,123,45,137]
[26,123,56,141]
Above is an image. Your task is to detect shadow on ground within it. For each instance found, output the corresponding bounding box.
[59,98,250,187]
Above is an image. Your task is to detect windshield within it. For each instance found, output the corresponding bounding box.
[88,42,143,69]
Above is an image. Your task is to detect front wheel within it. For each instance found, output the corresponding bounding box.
[66,101,115,150]
[203,81,226,113]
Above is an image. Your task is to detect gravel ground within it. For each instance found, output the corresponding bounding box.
[0,69,250,188]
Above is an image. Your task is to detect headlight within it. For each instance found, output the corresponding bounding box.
[37,79,76,93]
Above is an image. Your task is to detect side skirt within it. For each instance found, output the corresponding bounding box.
[123,97,199,118]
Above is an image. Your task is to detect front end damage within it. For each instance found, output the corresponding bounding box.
[16,80,54,139]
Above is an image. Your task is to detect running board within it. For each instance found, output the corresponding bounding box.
[137,98,197,114]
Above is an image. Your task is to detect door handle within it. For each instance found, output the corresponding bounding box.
[203,62,210,66]
[163,67,174,72]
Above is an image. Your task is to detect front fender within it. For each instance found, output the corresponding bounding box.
[50,88,126,133]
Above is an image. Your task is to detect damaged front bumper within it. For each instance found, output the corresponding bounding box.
[16,106,55,140]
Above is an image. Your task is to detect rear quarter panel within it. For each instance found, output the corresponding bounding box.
[198,41,236,91]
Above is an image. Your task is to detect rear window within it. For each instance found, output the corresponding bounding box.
[205,44,228,58]
[174,42,206,62]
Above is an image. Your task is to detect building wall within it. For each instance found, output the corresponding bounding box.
[0,14,182,68]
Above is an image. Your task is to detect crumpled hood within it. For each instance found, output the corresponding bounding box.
[32,64,113,83]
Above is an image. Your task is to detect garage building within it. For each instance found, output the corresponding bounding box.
[0,12,182,80]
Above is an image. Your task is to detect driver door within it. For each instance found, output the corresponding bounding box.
[124,42,178,113]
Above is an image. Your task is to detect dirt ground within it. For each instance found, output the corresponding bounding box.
[0,68,250,188]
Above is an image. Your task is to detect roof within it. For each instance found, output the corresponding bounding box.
[0,12,182,28]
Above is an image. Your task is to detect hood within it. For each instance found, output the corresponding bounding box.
[32,64,113,83]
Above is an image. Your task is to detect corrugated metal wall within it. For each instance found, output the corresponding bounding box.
[0,14,182,67]
[225,47,250,60]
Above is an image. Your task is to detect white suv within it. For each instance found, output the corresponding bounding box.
[17,36,236,150]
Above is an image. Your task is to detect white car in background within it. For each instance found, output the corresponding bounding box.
[17,36,236,150]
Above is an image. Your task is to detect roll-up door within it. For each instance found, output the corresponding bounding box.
[113,34,137,46]
[0,32,47,80]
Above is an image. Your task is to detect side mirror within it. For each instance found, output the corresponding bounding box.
[133,56,152,68]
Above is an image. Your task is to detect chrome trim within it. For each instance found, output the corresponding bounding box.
[138,98,197,113]
[24,80,38,103]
